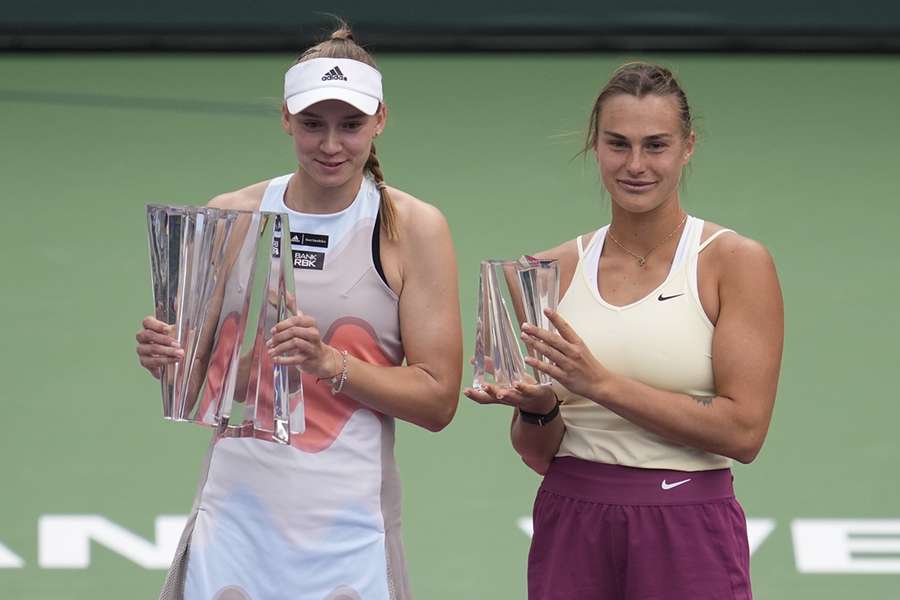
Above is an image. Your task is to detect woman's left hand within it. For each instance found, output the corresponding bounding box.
[464,378,558,415]
[521,309,609,400]
[266,311,340,379]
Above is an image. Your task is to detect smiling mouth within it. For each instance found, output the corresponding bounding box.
[618,179,657,189]
[316,159,346,168]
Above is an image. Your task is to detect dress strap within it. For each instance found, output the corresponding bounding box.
[259,173,292,212]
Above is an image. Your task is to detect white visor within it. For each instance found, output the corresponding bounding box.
[284,57,383,116]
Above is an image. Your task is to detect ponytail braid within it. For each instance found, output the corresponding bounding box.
[366,144,398,240]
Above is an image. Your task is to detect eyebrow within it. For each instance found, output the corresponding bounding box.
[602,130,674,141]
[298,110,366,120]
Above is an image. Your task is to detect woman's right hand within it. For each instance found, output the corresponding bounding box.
[135,316,183,379]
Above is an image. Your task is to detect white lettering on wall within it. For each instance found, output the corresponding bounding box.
[792,519,900,574]
[0,542,24,569]
[3,514,899,573]
[38,515,187,569]
[516,516,533,538]
[747,518,776,554]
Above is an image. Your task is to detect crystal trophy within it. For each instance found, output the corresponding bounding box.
[146,205,304,444]
[473,256,559,390]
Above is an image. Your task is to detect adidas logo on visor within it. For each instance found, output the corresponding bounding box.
[321,66,348,82]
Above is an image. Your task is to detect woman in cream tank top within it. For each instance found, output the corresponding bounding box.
[467,62,783,599]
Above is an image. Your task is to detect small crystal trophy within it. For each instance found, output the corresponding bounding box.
[473,257,559,390]
[146,205,304,444]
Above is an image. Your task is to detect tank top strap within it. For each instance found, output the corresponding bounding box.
[685,225,735,305]
[684,217,706,310]
[671,215,703,270]
[580,226,608,297]
[575,231,590,258]
[697,228,736,253]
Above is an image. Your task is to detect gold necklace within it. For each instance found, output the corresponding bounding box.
[607,214,688,267]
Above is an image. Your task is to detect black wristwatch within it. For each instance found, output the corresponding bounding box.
[518,400,561,427]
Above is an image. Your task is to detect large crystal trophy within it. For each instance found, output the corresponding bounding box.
[146,205,304,444]
[473,256,559,390]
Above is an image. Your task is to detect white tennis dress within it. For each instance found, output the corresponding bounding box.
[160,174,410,600]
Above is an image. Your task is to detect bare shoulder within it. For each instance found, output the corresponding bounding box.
[207,180,270,211]
[386,186,451,242]
[701,221,776,273]
[700,223,779,309]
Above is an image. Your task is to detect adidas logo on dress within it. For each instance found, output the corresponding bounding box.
[321,67,348,81]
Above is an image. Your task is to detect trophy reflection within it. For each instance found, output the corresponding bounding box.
[473,257,559,390]
[146,205,303,444]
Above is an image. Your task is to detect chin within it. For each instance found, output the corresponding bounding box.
[612,185,679,215]
[612,195,664,214]
[318,175,353,188]
[305,168,354,189]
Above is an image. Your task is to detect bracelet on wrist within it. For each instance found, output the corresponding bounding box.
[328,349,349,395]
[315,348,349,395]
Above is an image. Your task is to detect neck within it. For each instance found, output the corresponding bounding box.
[284,169,365,214]
[608,196,686,254]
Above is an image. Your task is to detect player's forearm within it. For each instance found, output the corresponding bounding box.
[511,412,565,474]
[593,375,770,463]
[340,355,460,432]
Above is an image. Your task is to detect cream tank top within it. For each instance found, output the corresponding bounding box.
[555,216,733,471]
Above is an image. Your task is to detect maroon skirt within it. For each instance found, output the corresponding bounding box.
[528,457,752,600]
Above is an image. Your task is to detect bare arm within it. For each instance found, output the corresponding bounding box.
[524,235,783,463]
[509,392,565,474]
[269,194,463,432]
[335,201,462,431]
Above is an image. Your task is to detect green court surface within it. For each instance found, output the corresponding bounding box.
[1,53,899,599]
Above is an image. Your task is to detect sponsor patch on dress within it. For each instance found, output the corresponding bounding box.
[289,232,329,248]
[292,250,325,270]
